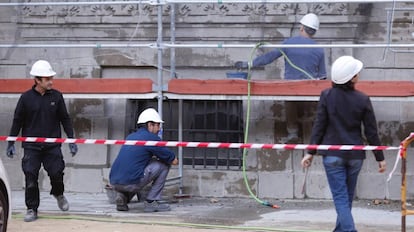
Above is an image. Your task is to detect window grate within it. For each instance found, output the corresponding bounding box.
[132,99,244,170]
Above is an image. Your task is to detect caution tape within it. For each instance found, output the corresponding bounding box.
[0,136,400,151]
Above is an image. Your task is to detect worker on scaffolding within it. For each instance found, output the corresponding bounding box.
[235,13,326,143]
[109,108,178,213]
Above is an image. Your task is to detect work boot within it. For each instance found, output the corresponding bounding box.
[115,192,129,211]
[24,209,38,222]
[54,195,69,211]
[144,200,171,213]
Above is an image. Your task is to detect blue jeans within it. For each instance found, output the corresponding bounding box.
[323,156,363,232]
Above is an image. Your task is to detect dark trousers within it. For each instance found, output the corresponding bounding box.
[113,160,170,201]
[22,146,65,211]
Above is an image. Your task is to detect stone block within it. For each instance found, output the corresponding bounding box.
[356,173,389,200]
[180,169,201,197]
[303,171,331,199]
[372,101,400,122]
[65,167,105,193]
[224,171,255,198]
[0,64,26,78]
[401,102,414,123]
[198,171,226,197]
[3,156,24,190]
[67,117,108,166]
[258,172,293,198]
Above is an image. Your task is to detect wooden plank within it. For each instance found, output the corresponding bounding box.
[0,78,154,94]
[0,78,412,97]
[167,79,414,97]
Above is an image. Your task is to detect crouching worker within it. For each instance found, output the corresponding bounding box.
[109,108,178,212]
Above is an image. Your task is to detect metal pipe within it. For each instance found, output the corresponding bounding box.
[0,1,152,6]
[170,4,176,79]
[0,43,154,48]
[3,43,414,49]
[166,0,406,3]
[164,43,414,48]
[0,0,407,7]
[156,3,164,136]
[178,99,183,195]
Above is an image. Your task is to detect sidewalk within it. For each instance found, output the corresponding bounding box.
[10,190,414,232]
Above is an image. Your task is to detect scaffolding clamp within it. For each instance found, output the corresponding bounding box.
[152,83,168,92]
[149,0,167,5]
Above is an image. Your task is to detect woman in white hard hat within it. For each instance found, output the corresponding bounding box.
[109,108,178,213]
[235,13,326,144]
[7,60,78,222]
[301,56,386,232]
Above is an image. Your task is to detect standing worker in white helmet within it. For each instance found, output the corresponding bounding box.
[109,108,178,213]
[6,60,78,222]
[235,13,326,143]
[301,56,386,232]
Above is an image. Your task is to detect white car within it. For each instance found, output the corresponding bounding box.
[0,158,11,232]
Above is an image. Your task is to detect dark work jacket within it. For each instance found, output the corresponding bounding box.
[109,127,176,185]
[9,85,74,149]
[307,86,384,161]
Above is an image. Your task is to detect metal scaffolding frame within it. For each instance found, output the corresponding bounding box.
[1,0,413,199]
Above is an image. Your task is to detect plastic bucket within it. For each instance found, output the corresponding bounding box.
[105,184,117,204]
[226,71,248,79]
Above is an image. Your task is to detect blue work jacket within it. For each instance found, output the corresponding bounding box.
[252,36,326,80]
[109,127,176,185]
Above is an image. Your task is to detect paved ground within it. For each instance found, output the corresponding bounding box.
[8,190,414,232]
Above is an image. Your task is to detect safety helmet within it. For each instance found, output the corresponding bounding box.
[331,56,363,84]
[137,108,164,124]
[30,60,56,77]
[300,13,320,30]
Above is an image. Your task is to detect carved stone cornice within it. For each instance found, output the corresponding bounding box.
[16,3,354,18]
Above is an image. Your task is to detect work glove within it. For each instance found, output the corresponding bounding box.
[6,141,15,159]
[69,143,78,157]
[234,61,249,69]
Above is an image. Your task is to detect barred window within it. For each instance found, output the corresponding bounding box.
[132,99,244,170]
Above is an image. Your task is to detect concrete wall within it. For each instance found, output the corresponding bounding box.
[0,2,414,200]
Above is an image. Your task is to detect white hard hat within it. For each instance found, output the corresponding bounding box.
[30,60,56,77]
[137,108,164,124]
[331,56,363,84]
[300,13,320,30]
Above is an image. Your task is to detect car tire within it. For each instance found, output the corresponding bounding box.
[0,189,9,232]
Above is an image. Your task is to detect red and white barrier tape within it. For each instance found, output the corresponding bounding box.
[0,136,400,151]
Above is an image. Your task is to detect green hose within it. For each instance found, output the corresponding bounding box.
[242,42,316,209]
[12,213,329,232]
[242,42,279,209]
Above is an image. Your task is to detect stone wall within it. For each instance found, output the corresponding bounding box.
[0,2,414,200]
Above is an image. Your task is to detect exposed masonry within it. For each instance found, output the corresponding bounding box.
[0,2,414,200]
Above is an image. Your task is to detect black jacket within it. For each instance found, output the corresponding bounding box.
[9,85,74,149]
[308,86,384,161]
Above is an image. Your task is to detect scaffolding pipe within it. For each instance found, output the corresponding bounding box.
[0,43,154,48]
[0,1,152,6]
[165,0,407,3]
[2,43,414,49]
[156,3,164,136]
[164,43,414,49]
[0,0,408,7]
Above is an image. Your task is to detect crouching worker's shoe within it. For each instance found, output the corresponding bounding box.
[115,192,129,211]
[54,195,69,211]
[24,209,38,222]
[144,200,171,213]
